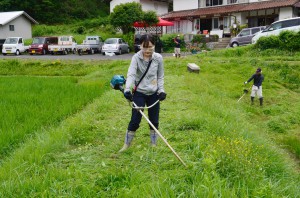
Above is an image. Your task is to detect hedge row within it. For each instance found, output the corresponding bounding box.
[255,30,300,51]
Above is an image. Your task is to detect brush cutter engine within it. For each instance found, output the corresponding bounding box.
[243,89,249,94]
[110,75,126,92]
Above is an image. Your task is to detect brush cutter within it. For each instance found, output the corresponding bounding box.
[110,75,187,167]
[237,86,251,103]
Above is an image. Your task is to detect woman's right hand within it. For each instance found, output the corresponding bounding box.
[124,91,133,101]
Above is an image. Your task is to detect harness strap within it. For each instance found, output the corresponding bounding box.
[133,60,152,93]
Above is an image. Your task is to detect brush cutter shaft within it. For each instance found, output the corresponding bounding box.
[132,102,187,167]
[237,93,246,102]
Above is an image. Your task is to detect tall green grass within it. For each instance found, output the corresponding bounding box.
[0,47,299,196]
[0,76,104,157]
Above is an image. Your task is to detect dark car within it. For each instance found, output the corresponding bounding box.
[134,34,163,53]
[0,39,5,53]
[230,26,266,47]
[28,37,58,55]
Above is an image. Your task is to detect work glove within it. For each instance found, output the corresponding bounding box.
[124,91,133,101]
[244,81,248,84]
[158,92,167,101]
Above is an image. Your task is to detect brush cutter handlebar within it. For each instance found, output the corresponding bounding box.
[129,100,160,110]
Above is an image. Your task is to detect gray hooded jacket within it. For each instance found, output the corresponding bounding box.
[125,50,164,95]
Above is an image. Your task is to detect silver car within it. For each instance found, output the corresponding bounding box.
[230,26,266,47]
[102,38,130,55]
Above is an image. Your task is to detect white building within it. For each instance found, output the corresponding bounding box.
[161,0,300,36]
[110,0,170,15]
[0,11,38,40]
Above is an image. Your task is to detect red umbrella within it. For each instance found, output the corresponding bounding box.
[134,17,174,27]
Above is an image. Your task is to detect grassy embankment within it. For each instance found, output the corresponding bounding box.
[0,46,299,197]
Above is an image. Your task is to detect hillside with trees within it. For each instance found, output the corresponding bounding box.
[0,0,111,24]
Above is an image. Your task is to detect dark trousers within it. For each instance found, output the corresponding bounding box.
[128,91,160,131]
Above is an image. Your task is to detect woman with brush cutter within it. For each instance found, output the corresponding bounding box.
[119,34,167,152]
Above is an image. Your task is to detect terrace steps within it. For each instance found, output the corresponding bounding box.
[214,37,231,49]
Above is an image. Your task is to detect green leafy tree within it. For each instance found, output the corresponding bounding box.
[109,2,143,34]
[0,0,110,24]
[0,0,10,11]
[142,11,159,27]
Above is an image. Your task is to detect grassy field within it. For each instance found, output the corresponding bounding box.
[0,47,299,197]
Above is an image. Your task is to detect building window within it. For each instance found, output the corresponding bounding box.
[177,21,181,33]
[212,18,219,29]
[194,19,201,31]
[227,0,237,4]
[9,25,15,31]
[223,16,230,29]
[206,0,223,7]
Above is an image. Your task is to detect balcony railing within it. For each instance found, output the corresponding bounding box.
[204,0,250,8]
[228,0,249,4]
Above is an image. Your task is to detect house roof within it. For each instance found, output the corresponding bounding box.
[161,0,300,19]
[0,11,38,26]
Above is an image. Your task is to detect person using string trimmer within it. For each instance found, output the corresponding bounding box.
[244,67,264,106]
[119,34,167,152]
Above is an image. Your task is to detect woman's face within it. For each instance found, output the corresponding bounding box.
[141,41,154,57]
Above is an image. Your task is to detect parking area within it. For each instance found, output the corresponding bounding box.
[0,53,173,61]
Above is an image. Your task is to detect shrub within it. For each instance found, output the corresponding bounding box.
[120,33,134,51]
[191,35,205,43]
[32,25,57,37]
[255,30,300,52]
[209,34,219,42]
[75,26,86,34]
[279,31,300,51]
[255,35,281,50]
[160,34,186,52]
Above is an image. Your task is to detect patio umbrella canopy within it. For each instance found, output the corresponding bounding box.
[134,17,174,27]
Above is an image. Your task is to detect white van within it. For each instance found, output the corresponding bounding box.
[252,17,300,44]
[2,37,27,55]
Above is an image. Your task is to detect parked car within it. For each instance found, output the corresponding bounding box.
[134,34,163,53]
[134,34,142,53]
[29,37,58,55]
[2,37,28,56]
[102,38,129,55]
[48,36,77,55]
[0,39,5,53]
[252,17,300,44]
[77,36,104,55]
[230,26,266,47]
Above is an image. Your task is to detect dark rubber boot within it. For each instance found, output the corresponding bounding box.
[150,129,157,147]
[175,54,178,58]
[251,97,254,105]
[178,54,181,58]
[119,130,135,152]
[259,98,263,106]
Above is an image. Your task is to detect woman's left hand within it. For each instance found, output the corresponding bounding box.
[158,92,167,101]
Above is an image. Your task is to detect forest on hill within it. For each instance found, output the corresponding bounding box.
[0,0,111,24]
